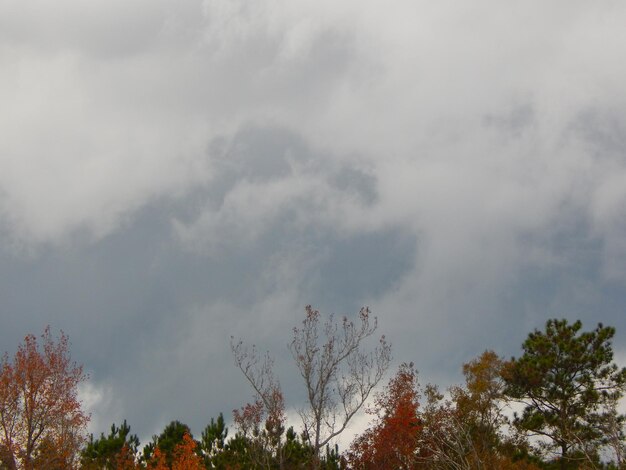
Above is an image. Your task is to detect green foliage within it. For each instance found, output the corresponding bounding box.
[200,413,231,469]
[143,420,196,468]
[503,319,626,468]
[81,420,139,469]
[282,427,315,468]
[201,413,228,453]
[199,422,328,470]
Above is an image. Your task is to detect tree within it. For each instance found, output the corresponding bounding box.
[347,362,421,469]
[502,319,626,469]
[598,392,626,468]
[171,432,203,470]
[231,341,286,468]
[81,420,140,469]
[200,413,231,469]
[289,306,391,460]
[143,421,195,469]
[439,350,542,469]
[281,427,316,469]
[417,382,475,469]
[450,350,507,458]
[114,444,140,470]
[146,447,168,470]
[199,411,300,470]
[0,326,89,469]
[346,352,537,470]
[232,305,391,467]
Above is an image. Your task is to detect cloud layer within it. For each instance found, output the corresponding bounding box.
[2,0,626,443]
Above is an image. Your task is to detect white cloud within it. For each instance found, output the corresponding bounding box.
[3,0,626,445]
[79,381,115,437]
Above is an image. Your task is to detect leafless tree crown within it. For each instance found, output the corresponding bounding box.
[288,305,391,454]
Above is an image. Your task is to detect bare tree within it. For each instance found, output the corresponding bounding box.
[599,393,626,469]
[289,305,391,458]
[231,339,286,469]
[231,340,284,426]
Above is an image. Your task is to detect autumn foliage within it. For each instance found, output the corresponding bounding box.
[115,444,140,470]
[145,432,203,470]
[348,354,544,470]
[147,447,168,470]
[0,326,89,469]
[171,433,203,470]
[347,362,421,469]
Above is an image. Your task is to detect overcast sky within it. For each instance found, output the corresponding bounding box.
[2,0,626,446]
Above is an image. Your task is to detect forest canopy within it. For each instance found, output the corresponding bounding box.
[1,313,625,469]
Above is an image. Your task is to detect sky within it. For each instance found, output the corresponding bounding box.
[2,0,626,447]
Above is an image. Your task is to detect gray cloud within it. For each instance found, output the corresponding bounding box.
[1,0,626,447]
[0,123,415,439]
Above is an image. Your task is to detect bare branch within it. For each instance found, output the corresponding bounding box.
[288,306,391,456]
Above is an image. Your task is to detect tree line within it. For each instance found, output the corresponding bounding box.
[1,308,625,469]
